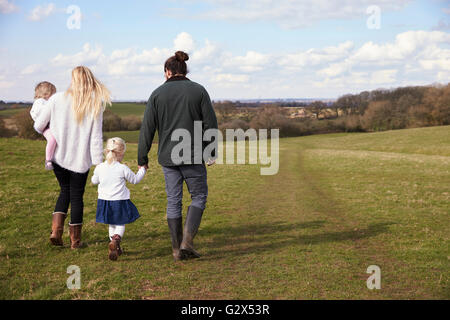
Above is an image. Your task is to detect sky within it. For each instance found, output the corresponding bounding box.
[0,0,449,101]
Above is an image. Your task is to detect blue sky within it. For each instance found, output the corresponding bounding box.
[0,0,449,101]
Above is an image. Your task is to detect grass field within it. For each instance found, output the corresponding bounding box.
[0,103,145,119]
[104,130,141,143]
[0,107,29,117]
[0,125,448,299]
[108,103,145,118]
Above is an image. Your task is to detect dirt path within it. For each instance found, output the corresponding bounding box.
[251,140,414,298]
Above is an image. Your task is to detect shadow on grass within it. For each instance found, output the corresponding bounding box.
[8,220,393,263]
[126,247,170,261]
[199,221,394,260]
[202,220,326,237]
[86,220,394,262]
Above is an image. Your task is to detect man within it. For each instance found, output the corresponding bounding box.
[138,51,218,261]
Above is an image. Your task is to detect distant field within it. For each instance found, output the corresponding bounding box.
[0,102,145,119]
[0,107,28,117]
[109,103,146,118]
[104,130,141,143]
[0,125,448,299]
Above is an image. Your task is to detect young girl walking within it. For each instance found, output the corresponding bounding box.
[91,137,146,260]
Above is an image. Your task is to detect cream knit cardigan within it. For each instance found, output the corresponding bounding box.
[34,92,104,173]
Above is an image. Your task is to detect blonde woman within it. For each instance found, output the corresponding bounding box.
[91,137,146,261]
[34,66,110,249]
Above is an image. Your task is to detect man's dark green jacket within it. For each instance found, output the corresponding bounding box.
[138,76,218,167]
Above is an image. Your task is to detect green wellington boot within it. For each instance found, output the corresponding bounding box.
[180,206,204,259]
[167,217,185,261]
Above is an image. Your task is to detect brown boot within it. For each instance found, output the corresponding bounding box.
[108,234,122,261]
[69,224,83,249]
[50,212,66,246]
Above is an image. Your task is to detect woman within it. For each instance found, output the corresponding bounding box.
[138,51,218,261]
[34,66,110,249]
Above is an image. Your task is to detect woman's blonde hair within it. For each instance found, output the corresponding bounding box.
[105,137,126,164]
[35,81,56,100]
[66,66,111,123]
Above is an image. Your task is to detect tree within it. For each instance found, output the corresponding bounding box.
[308,101,327,119]
[425,84,450,125]
[13,108,42,139]
[0,118,16,137]
[361,100,393,131]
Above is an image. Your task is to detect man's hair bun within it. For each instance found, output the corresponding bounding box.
[175,51,189,62]
[165,51,189,75]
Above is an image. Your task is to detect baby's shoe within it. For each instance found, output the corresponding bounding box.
[108,234,122,261]
[45,161,54,170]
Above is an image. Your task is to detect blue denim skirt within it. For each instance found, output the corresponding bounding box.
[96,199,140,225]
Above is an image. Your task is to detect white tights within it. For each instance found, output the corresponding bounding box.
[109,225,125,240]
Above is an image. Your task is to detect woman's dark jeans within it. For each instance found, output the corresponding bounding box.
[53,162,89,225]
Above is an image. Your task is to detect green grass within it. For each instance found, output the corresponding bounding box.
[0,102,145,119]
[104,131,141,143]
[0,126,449,299]
[0,108,28,117]
[103,131,158,144]
[109,103,145,118]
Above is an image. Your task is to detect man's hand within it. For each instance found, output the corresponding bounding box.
[139,164,149,170]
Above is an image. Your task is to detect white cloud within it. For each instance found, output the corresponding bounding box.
[0,0,17,14]
[437,71,450,82]
[279,41,354,69]
[352,31,450,63]
[21,64,43,75]
[419,57,450,71]
[213,73,249,83]
[173,32,195,52]
[371,69,398,84]
[314,30,450,84]
[52,43,105,67]
[3,30,450,100]
[191,39,218,62]
[318,60,352,77]
[106,47,172,76]
[28,3,56,21]
[223,51,271,72]
[0,80,14,89]
[190,0,411,29]
[312,69,398,90]
[48,33,223,78]
[110,48,133,61]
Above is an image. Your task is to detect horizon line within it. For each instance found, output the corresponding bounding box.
[1,97,337,104]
